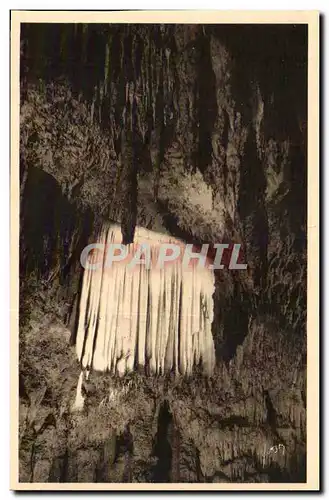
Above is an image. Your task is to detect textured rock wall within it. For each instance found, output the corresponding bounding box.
[19,23,307,483]
[20,22,307,336]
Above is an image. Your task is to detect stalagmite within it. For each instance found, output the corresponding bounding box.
[75,224,216,380]
[72,371,85,411]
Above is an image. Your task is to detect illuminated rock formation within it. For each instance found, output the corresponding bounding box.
[75,224,216,378]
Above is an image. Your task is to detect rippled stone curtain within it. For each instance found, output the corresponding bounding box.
[76,224,216,376]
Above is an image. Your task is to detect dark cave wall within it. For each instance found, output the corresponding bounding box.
[18,24,308,484]
[19,165,95,333]
[20,23,307,340]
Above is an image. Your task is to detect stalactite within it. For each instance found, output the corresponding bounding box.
[75,224,216,378]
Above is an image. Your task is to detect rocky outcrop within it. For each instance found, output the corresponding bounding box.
[19,314,305,483]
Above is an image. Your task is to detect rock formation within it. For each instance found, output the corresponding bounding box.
[76,224,215,378]
[19,23,307,483]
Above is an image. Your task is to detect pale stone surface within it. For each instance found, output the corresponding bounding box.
[76,224,216,376]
